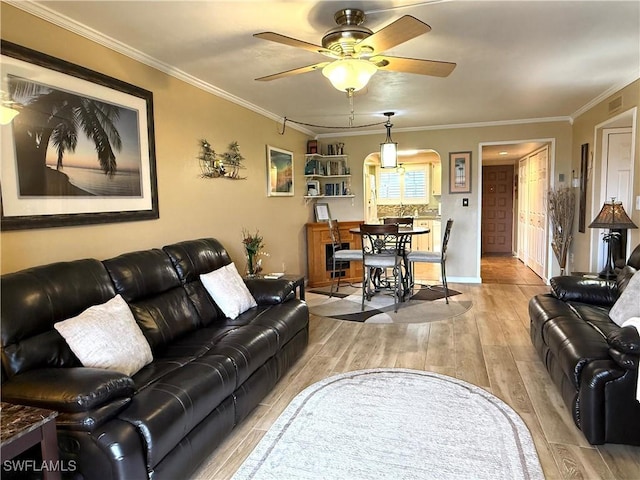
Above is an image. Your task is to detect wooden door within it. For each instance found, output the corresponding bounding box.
[482,165,514,254]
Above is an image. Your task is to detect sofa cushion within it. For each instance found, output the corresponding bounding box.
[163,238,231,326]
[54,295,153,376]
[1,259,115,377]
[104,250,203,351]
[118,354,236,469]
[610,271,640,326]
[200,263,257,319]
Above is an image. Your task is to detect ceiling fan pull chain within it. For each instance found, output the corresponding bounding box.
[349,92,355,127]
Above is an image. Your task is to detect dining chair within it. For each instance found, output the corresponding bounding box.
[359,223,404,312]
[383,216,414,290]
[327,219,362,296]
[406,218,454,303]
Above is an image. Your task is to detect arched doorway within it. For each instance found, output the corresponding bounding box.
[362,149,442,224]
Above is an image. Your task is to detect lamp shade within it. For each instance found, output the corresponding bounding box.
[380,142,398,169]
[588,200,637,229]
[322,59,377,93]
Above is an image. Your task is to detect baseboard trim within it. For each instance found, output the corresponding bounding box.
[449,276,482,284]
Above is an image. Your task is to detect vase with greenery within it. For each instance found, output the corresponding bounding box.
[548,186,576,275]
[242,228,266,277]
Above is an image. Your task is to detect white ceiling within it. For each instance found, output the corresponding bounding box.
[14,0,640,140]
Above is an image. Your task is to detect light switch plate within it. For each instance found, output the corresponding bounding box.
[462,198,469,207]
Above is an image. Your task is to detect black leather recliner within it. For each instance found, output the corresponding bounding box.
[1,238,309,479]
[529,244,640,445]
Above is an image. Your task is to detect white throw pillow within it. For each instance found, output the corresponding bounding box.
[609,271,640,327]
[200,262,257,319]
[54,294,153,376]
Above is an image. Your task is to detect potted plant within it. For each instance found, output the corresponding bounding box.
[547,186,576,275]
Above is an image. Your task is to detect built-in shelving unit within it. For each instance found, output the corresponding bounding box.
[304,154,354,201]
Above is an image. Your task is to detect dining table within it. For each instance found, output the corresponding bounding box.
[349,225,430,301]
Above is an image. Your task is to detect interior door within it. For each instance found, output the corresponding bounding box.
[482,165,514,254]
[518,158,528,262]
[598,127,633,265]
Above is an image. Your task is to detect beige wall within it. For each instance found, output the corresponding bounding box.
[570,80,640,273]
[1,5,313,274]
[320,121,572,281]
[3,5,634,282]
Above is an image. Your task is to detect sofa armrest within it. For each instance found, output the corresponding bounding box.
[550,275,617,306]
[607,326,640,370]
[2,367,134,413]
[244,278,295,305]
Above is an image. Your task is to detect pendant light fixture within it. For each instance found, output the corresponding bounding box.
[380,112,397,169]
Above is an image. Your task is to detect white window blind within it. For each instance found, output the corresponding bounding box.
[378,171,401,200]
[404,170,426,198]
[377,165,429,204]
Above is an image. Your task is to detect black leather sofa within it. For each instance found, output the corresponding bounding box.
[1,238,309,479]
[529,244,640,445]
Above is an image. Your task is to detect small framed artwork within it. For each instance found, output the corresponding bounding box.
[449,151,472,194]
[267,145,294,196]
[314,202,331,222]
[0,41,159,230]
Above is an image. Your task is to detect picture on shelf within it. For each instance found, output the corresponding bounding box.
[306,180,320,196]
[314,203,331,222]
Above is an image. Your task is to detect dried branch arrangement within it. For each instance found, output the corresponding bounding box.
[548,186,576,274]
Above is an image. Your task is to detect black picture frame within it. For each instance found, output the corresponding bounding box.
[0,41,159,230]
[578,143,589,233]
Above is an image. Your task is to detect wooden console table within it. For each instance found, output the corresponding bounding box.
[306,221,363,288]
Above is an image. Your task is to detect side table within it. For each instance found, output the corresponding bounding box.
[1,402,61,480]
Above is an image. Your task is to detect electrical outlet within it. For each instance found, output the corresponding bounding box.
[570,253,575,264]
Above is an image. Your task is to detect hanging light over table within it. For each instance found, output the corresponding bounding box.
[380,112,397,169]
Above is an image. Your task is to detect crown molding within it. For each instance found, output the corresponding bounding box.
[6,0,316,137]
[570,73,640,121]
[315,116,572,139]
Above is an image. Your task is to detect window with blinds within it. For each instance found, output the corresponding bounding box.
[377,165,429,204]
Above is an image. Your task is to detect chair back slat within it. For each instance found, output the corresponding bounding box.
[360,223,401,256]
[441,219,454,257]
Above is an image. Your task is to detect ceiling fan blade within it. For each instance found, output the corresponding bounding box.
[255,62,331,82]
[373,55,456,77]
[254,32,336,57]
[356,16,431,55]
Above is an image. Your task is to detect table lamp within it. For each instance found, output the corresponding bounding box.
[588,198,637,279]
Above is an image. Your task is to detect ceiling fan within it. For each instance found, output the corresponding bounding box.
[253,8,456,94]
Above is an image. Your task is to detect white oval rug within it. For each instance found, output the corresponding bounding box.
[233,369,543,480]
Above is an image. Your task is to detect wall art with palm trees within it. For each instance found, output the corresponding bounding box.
[0,41,158,230]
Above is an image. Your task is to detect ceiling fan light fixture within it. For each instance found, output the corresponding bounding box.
[322,58,377,93]
[380,112,398,169]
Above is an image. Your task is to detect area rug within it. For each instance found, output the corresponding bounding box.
[232,369,544,480]
[306,285,472,324]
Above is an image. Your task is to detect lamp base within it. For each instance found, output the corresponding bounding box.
[598,268,617,280]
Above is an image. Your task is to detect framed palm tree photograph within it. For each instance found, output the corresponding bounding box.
[0,41,158,230]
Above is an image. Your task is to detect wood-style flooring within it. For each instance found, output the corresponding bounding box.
[192,257,640,479]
